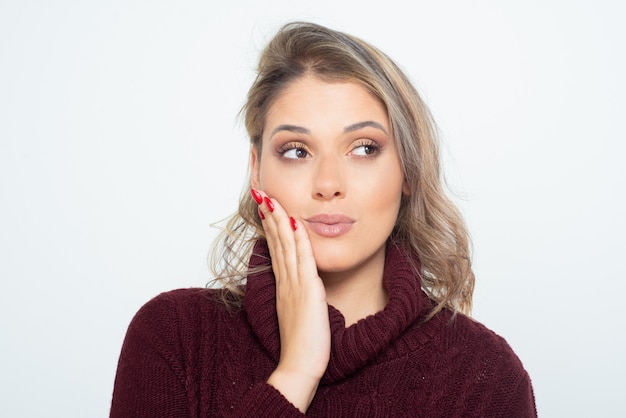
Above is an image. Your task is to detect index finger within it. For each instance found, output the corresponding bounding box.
[290,217,319,285]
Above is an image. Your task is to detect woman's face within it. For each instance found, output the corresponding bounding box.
[251,75,407,280]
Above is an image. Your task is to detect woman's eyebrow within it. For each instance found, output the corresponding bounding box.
[344,121,388,135]
[269,121,387,139]
[269,124,310,138]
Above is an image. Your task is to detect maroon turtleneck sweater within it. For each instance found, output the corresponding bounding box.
[110,241,536,417]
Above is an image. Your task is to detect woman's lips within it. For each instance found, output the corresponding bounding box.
[304,214,355,238]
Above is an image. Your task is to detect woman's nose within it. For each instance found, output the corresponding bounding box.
[312,156,345,200]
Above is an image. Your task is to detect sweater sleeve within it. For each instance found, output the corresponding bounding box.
[109,291,305,417]
[110,293,189,418]
[485,340,538,418]
[232,383,306,417]
[501,372,537,418]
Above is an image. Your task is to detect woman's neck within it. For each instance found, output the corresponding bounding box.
[320,248,388,327]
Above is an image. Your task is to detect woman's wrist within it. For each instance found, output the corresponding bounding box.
[267,368,320,413]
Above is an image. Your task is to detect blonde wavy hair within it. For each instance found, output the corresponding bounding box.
[209,21,474,318]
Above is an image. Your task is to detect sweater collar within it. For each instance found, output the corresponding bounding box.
[243,239,426,384]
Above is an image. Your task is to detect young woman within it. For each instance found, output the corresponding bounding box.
[110,22,537,417]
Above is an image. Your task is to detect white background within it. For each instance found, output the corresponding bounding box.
[1,1,624,416]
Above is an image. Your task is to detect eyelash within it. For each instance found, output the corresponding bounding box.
[276,139,382,160]
[351,139,381,157]
[277,142,310,159]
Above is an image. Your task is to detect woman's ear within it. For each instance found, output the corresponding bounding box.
[250,146,261,189]
[402,179,411,196]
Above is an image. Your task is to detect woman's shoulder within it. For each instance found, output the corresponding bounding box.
[142,287,220,307]
[424,309,532,387]
[136,287,223,315]
[431,310,525,362]
[127,287,244,339]
[418,310,536,414]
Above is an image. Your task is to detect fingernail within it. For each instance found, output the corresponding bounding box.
[290,217,298,231]
[258,207,265,220]
[264,196,275,213]
[250,189,263,205]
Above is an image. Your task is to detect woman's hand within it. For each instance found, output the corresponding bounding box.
[252,189,331,413]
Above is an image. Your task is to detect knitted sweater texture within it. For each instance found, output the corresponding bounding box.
[110,241,537,417]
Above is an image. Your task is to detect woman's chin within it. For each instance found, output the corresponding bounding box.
[312,252,354,276]
[312,245,383,280]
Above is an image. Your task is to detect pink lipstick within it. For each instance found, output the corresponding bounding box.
[304,214,355,238]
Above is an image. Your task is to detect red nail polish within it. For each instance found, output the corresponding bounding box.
[258,207,265,220]
[264,196,275,213]
[290,217,297,231]
[250,189,263,205]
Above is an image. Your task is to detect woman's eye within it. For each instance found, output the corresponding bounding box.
[282,147,309,159]
[351,144,379,157]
